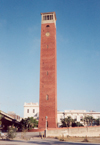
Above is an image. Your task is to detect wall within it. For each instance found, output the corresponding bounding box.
[46,126,100,137]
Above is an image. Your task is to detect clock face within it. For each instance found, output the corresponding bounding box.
[45,32,50,37]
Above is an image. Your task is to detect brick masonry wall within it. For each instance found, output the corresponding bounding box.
[38,22,57,128]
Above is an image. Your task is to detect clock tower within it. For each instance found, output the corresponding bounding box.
[38,12,57,128]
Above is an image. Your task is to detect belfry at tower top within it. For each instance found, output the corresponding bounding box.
[41,12,56,24]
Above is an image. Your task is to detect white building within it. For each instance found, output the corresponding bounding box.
[24,102,39,119]
[24,102,100,127]
[57,110,100,127]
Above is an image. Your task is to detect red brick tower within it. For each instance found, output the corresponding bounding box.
[38,12,57,128]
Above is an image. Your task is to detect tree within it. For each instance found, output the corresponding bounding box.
[88,116,94,126]
[27,117,38,129]
[61,116,84,127]
[61,116,75,127]
[20,117,38,130]
[83,116,94,126]
[94,118,100,126]
[74,122,84,127]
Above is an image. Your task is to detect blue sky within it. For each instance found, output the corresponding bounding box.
[0,0,100,117]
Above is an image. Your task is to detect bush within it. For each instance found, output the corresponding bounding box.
[7,125,17,139]
[82,136,89,142]
[72,122,84,127]
[59,138,65,141]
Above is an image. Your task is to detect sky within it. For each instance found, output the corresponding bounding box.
[0,0,100,117]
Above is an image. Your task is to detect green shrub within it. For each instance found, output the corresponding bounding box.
[7,125,17,139]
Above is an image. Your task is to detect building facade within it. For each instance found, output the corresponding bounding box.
[57,110,100,127]
[38,12,57,128]
[24,103,100,127]
[24,102,39,119]
[8,112,21,121]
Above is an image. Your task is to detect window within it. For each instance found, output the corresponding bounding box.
[47,71,48,75]
[43,15,46,20]
[27,109,29,113]
[47,15,49,20]
[46,25,50,27]
[43,15,53,21]
[47,45,48,48]
[50,15,53,20]
[33,109,35,113]
[46,94,49,100]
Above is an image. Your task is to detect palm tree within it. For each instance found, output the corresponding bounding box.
[83,116,89,126]
[61,116,74,127]
[20,117,38,130]
[88,116,94,126]
[83,116,94,126]
[94,118,100,126]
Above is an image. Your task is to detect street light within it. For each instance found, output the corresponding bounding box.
[45,116,48,138]
[45,116,48,130]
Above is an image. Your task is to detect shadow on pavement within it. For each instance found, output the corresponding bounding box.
[0,138,98,145]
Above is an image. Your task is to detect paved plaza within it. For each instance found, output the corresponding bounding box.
[0,138,100,145]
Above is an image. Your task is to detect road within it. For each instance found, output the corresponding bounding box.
[0,138,100,145]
